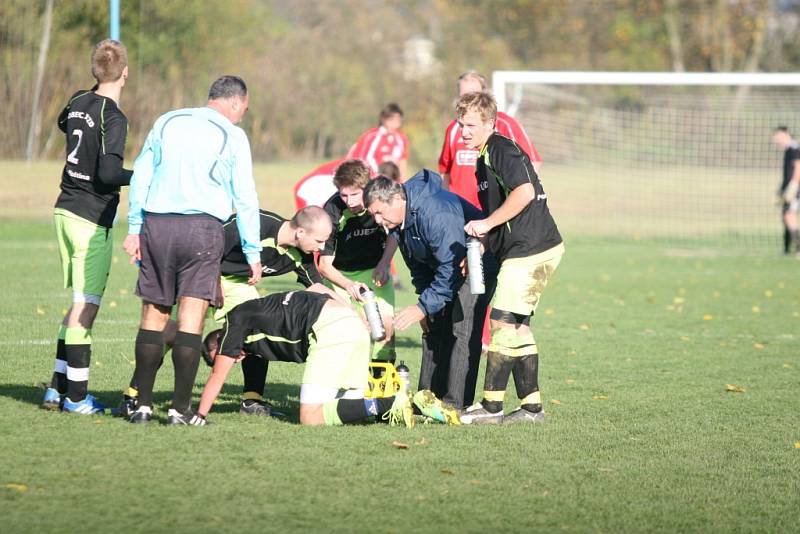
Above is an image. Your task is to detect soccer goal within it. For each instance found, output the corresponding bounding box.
[493,71,800,250]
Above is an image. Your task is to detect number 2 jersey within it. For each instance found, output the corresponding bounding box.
[219,291,331,363]
[55,90,132,228]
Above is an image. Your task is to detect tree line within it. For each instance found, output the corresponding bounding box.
[2,0,798,167]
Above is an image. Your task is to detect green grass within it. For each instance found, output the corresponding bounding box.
[1,216,799,533]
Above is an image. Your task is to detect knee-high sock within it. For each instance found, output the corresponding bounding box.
[171,331,202,414]
[65,326,92,402]
[134,329,165,408]
[127,354,166,398]
[241,355,268,400]
[50,325,68,393]
[785,227,792,254]
[481,351,515,413]
[322,397,395,425]
[512,353,542,413]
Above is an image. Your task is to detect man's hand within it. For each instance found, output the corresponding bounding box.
[248,262,263,285]
[394,304,426,331]
[123,234,141,264]
[464,219,492,238]
[372,262,391,288]
[346,281,369,302]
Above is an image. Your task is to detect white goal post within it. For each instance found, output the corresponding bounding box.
[491,71,800,249]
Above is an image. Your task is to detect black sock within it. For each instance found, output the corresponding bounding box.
[51,339,67,394]
[134,329,165,408]
[127,353,165,397]
[171,331,202,414]
[338,397,395,424]
[513,353,542,413]
[65,343,91,402]
[481,352,515,414]
[241,354,269,399]
[785,227,792,254]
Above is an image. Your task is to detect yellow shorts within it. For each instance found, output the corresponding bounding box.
[303,304,370,391]
[492,243,564,317]
[212,274,260,322]
[54,208,112,299]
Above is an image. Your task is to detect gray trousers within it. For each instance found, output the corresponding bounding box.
[418,260,497,409]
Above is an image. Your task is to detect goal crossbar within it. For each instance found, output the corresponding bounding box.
[493,71,800,111]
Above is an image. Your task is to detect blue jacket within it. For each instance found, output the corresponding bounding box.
[395,169,483,316]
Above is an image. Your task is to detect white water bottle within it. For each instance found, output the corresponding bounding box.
[361,288,386,341]
[396,361,411,396]
[466,237,485,294]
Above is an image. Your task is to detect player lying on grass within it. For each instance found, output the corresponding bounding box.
[192,287,460,426]
[120,207,340,420]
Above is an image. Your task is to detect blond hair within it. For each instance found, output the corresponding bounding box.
[455,91,497,123]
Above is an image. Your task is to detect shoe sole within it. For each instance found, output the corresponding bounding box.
[504,412,546,424]
[461,415,503,425]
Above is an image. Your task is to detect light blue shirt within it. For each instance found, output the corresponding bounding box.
[128,106,261,264]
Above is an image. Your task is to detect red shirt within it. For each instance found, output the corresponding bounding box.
[438,111,541,208]
[293,159,343,210]
[346,126,409,174]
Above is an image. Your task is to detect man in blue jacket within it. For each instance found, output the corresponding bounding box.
[364,171,495,410]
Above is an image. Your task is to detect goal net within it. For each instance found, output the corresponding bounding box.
[493,71,800,250]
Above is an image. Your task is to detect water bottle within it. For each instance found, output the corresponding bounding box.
[361,288,386,341]
[466,237,485,294]
[396,361,411,396]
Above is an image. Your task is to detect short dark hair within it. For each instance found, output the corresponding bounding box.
[364,176,405,207]
[377,161,400,182]
[333,159,371,189]
[208,75,248,100]
[379,103,403,123]
[290,205,332,231]
[775,126,790,134]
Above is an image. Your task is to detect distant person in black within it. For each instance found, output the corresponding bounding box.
[772,126,800,254]
[44,39,132,415]
[318,159,398,361]
[459,91,564,425]
[195,288,414,426]
[119,207,337,418]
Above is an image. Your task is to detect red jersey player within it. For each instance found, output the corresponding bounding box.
[293,159,343,210]
[347,103,409,181]
[439,71,541,209]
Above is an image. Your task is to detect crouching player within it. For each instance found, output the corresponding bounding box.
[194,288,459,426]
[318,159,398,361]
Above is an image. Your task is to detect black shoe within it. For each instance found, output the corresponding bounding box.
[166,408,197,425]
[117,395,138,418]
[239,399,271,417]
[129,408,152,424]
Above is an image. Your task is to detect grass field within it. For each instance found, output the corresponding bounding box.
[1,162,799,532]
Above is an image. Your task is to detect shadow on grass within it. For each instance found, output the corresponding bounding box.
[0,381,303,421]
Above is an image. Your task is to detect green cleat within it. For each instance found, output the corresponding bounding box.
[384,391,415,428]
[412,390,460,425]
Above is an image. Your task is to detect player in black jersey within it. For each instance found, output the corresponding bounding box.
[772,126,800,254]
[44,40,132,415]
[318,160,398,360]
[198,288,402,425]
[193,288,458,426]
[119,206,340,420]
[458,91,564,425]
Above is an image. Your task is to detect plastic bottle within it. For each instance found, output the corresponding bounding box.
[466,237,485,294]
[361,288,386,341]
[395,361,411,396]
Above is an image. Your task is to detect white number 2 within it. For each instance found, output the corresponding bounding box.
[67,129,83,164]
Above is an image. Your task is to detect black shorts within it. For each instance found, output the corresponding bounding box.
[136,212,225,307]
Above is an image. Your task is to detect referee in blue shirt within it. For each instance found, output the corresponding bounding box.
[122,75,262,424]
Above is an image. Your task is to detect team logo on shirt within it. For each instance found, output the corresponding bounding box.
[455,149,479,166]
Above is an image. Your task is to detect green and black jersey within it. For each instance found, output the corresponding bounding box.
[219,291,331,363]
[54,90,132,228]
[781,142,800,194]
[476,133,562,261]
[321,193,387,271]
[220,210,321,286]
